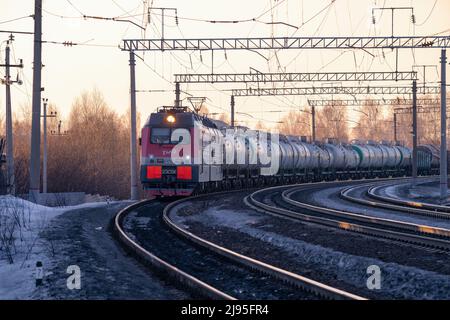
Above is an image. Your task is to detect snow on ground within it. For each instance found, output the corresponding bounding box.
[0,196,121,299]
[382,179,450,205]
[170,204,450,299]
[310,186,450,229]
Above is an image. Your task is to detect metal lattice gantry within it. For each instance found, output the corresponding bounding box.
[394,105,443,114]
[174,71,418,83]
[230,85,440,97]
[306,98,444,107]
[121,33,449,200]
[121,35,450,51]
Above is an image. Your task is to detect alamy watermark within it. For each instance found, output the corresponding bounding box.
[168,124,281,175]
[366,265,381,290]
[66,265,81,290]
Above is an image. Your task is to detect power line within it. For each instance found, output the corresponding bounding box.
[0,15,33,25]
[65,0,84,16]
[40,39,117,48]
[416,0,438,26]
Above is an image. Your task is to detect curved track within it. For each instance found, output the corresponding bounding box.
[341,182,450,220]
[246,180,450,252]
[114,196,365,300]
[368,183,450,213]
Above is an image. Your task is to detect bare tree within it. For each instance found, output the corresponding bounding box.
[197,104,210,116]
[277,110,311,137]
[352,101,391,142]
[255,120,267,131]
[315,103,350,142]
[212,112,230,125]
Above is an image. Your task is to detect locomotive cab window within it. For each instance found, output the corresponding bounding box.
[151,128,171,144]
[151,127,190,144]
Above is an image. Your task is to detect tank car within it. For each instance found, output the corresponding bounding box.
[418,144,440,168]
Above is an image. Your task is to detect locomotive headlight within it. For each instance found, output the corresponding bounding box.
[166,115,176,123]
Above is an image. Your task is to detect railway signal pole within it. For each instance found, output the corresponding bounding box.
[1,34,23,195]
[29,0,43,202]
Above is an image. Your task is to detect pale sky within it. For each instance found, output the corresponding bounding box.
[1,0,449,127]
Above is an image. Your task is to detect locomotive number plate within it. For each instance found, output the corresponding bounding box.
[162,168,176,175]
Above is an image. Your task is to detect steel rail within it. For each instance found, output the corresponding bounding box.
[368,184,450,213]
[113,199,236,300]
[340,182,450,220]
[245,182,450,251]
[282,185,450,241]
[163,191,366,300]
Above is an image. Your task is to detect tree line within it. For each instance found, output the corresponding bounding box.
[0,89,137,199]
[276,94,448,146]
[0,91,448,199]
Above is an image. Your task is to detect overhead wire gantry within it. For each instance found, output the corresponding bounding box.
[121,33,450,199]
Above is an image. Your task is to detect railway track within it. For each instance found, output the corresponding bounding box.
[113,195,365,300]
[245,180,450,252]
[369,183,450,212]
[340,181,450,220]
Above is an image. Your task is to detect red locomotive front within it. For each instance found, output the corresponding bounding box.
[140,106,223,197]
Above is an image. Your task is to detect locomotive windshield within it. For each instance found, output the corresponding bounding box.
[150,128,189,144]
[151,128,171,144]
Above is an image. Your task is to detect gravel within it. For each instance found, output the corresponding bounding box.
[34,203,190,299]
[168,191,450,300]
[123,201,320,300]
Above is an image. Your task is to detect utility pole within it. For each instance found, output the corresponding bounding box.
[50,120,68,136]
[174,82,181,107]
[393,113,397,143]
[129,51,138,201]
[413,65,437,91]
[41,98,56,194]
[230,95,235,127]
[412,80,417,186]
[440,49,448,200]
[148,7,178,51]
[311,105,316,142]
[1,34,23,195]
[372,6,415,76]
[29,0,43,202]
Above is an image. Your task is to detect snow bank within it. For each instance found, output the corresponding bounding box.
[0,196,114,299]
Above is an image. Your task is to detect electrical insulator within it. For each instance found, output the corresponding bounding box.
[175,15,179,25]
[372,15,376,25]
[411,14,416,24]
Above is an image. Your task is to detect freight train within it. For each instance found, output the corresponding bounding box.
[140,106,440,197]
